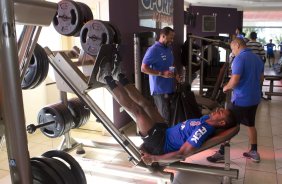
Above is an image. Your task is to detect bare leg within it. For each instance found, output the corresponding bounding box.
[112,84,155,136]
[248,126,257,144]
[121,83,165,123]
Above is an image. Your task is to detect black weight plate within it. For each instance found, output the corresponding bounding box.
[31,164,51,184]
[31,44,50,89]
[68,98,90,128]
[21,51,40,89]
[37,106,66,138]
[31,159,63,184]
[105,22,121,44]
[42,150,86,184]
[52,103,73,134]
[31,157,76,184]
[77,2,93,23]
[80,20,114,56]
[29,44,45,89]
[53,0,83,36]
[67,99,81,128]
[73,2,93,37]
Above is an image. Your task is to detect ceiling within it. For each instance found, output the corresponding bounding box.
[184,0,282,11]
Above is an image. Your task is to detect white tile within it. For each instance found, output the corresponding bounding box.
[244,169,277,184]
[246,146,276,173]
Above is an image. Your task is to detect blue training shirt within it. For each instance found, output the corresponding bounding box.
[163,115,215,153]
[142,42,174,95]
[231,48,264,106]
[265,43,275,54]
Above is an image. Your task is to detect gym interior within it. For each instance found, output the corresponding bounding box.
[0,0,282,183]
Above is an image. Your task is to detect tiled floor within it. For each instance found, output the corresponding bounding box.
[0,66,281,183]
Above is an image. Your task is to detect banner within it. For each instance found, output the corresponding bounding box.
[138,0,174,29]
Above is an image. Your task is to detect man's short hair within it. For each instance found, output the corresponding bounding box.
[232,37,247,47]
[249,32,257,40]
[236,27,242,33]
[160,27,174,36]
[224,110,237,129]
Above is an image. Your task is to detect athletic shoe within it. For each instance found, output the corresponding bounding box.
[96,57,112,84]
[206,151,225,163]
[243,150,260,163]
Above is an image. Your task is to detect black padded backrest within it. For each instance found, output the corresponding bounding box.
[185,124,240,157]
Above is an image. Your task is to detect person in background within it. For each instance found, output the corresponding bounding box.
[207,38,264,163]
[278,41,282,57]
[246,32,266,63]
[235,27,244,39]
[265,39,276,67]
[246,31,266,99]
[141,27,179,125]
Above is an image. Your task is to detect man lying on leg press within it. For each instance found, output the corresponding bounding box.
[96,58,236,165]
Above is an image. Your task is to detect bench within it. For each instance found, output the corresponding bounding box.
[264,68,282,100]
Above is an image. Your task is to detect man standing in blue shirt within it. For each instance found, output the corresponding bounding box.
[141,27,177,124]
[207,38,264,163]
[265,39,276,67]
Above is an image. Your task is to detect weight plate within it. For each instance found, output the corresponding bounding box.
[31,159,63,184]
[105,22,121,44]
[51,103,73,134]
[68,98,90,128]
[31,44,50,89]
[21,48,41,89]
[80,20,114,56]
[37,105,66,138]
[73,2,94,37]
[53,0,83,36]
[42,150,87,184]
[32,156,76,184]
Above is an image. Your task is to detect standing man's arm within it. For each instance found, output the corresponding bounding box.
[223,75,240,93]
[141,63,174,78]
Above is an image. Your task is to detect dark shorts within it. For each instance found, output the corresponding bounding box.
[267,53,274,58]
[141,123,168,155]
[228,103,258,127]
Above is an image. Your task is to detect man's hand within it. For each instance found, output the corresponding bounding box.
[175,74,181,82]
[223,85,229,93]
[141,152,155,165]
[162,70,174,78]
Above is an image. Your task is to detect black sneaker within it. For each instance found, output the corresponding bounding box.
[207,151,225,163]
[96,57,113,84]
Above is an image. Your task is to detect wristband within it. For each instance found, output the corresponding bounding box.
[158,71,163,76]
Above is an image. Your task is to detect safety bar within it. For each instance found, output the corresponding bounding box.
[165,162,238,179]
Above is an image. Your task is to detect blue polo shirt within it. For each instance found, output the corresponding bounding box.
[163,115,215,153]
[231,48,264,106]
[142,42,174,95]
[265,43,276,54]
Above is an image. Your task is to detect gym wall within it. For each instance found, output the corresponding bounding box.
[186,5,243,37]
